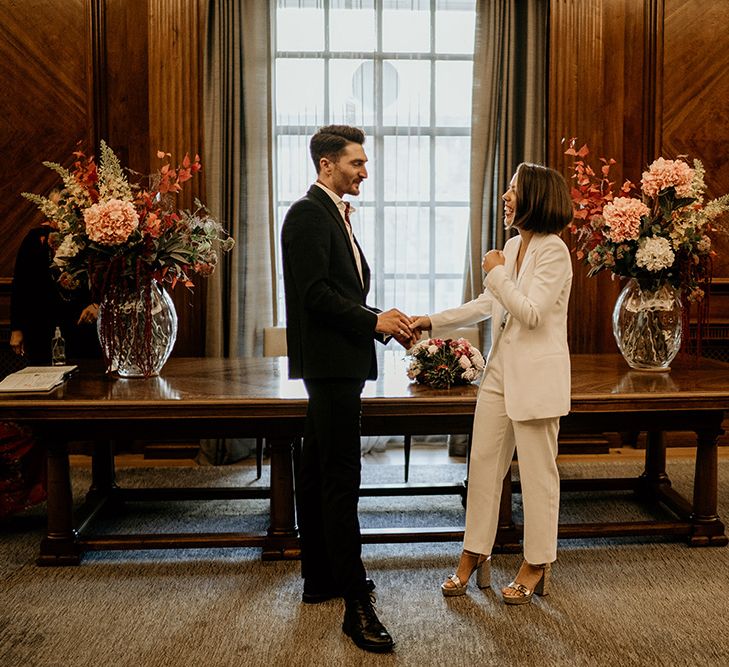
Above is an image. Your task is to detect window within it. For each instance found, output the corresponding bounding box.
[272,0,476,320]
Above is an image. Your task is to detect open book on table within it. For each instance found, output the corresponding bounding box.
[0,365,78,392]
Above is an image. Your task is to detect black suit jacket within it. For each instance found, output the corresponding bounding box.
[10,225,101,364]
[282,185,381,380]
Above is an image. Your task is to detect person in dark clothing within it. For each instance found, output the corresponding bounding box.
[10,190,100,365]
[281,125,414,654]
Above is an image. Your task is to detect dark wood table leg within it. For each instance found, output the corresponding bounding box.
[262,437,300,560]
[89,440,117,496]
[689,425,728,547]
[84,440,119,508]
[74,440,121,535]
[637,431,671,500]
[37,440,81,566]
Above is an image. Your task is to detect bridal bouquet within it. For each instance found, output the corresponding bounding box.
[565,139,729,300]
[22,140,234,296]
[406,337,485,389]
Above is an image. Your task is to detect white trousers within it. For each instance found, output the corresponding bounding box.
[463,349,560,564]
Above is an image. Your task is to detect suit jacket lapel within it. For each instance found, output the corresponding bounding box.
[515,234,540,287]
[307,185,368,294]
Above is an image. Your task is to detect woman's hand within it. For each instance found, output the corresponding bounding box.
[77,303,99,325]
[409,315,431,342]
[482,250,505,273]
[10,330,24,356]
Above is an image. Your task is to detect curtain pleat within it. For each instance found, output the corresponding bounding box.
[199,0,275,464]
[203,0,275,359]
[466,0,547,307]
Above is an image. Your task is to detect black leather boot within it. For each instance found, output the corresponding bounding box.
[342,595,394,653]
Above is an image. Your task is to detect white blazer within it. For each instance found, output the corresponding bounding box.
[430,233,572,421]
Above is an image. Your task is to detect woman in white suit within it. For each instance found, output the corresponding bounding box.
[411,163,573,604]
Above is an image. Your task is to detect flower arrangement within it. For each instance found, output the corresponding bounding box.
[22,141,234,376]
[565,139,729,300]
[22,140,234,296]
[406,337,485,389]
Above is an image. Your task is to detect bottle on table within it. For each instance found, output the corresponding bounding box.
[51,326,66,366]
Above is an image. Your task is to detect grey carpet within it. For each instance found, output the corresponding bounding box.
[1,459,728,666]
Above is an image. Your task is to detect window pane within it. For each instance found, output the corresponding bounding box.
[330,3,375,52]
[382,1,430,53]
[435,137,470,201]
[384,279,431,315]
[330,59,376,126]
[276,135,313,202]
[273,0,476,327]
[434,278,463,312]
[276,7,324,52]
[350,203,377,265]
[277,201,289,227]
[383,206,431,274]
[435,4,476,54]
[275,59,325,126]
[435,207,469,273]
[382,60,431,127]
[435,61,473,127]
[383,136,430,201]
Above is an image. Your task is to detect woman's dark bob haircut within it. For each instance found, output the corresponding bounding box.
[512,162,574,234]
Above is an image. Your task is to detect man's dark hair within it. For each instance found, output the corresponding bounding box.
[310,125,365,173]
[512,162,574,234]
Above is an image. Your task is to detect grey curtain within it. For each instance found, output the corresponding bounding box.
[203,0,276,358]
[199,0,276,463]
[466,0,547,303]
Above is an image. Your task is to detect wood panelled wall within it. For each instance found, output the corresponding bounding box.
[549,0,729,352]
[0,0,206,354]
[2,0,728,355]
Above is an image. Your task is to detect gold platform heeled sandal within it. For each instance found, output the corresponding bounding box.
[502,563,551,605]
[441,553,491,597]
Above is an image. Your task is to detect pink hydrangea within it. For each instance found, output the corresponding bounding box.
[84,198,139,246]
[602,197,650,242]
[641,157,694,198]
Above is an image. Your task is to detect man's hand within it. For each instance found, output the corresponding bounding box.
[9,330,24,357]
[376,308,413,340]
[482,249,505,273]
[392,331,417,349]
[77,303,99,325]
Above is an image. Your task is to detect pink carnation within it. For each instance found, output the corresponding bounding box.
[602,197,649,242]
[641,157,694,198]
[84,198,139,246]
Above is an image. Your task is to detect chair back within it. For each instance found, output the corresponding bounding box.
[263,327,287,357]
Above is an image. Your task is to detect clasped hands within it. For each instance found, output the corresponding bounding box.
[376,251,504,350]
[375,310,433,350]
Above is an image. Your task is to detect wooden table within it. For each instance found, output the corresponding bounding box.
[0,353,726,565]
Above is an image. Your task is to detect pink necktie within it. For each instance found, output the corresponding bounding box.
[342,202,363,285]
[343,202,352,228]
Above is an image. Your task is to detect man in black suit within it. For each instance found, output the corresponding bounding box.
[282,125,413,654]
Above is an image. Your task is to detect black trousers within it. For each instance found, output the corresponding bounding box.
[298,378,368,600]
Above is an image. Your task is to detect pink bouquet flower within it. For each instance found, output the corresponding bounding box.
[83,199,140,246]
[641,157,694,198]
[603,197,650,243]
[406,337,485,389]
